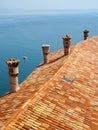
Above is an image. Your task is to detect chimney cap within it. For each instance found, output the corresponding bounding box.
[83,29,89,33]
[62,35,71,40]
[6,58,20,66]
[42,44,50,47]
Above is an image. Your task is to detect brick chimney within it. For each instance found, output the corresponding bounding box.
[62,35,71,56]
[42,45,50,64]
[83,30,89,40]
[6,58,20,93]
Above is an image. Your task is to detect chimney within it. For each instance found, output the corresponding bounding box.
[42,45,50,64]
[83,29,89,40]
[6,58,20,93]
[62,35,71,56]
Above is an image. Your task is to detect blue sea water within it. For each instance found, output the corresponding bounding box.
[0,9,98,96]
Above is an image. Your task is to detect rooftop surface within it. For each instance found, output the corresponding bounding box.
[0,36,98,130]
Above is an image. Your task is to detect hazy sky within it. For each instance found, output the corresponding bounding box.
[0,0,98,10]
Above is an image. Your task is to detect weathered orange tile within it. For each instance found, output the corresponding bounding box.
[0,36,98,130]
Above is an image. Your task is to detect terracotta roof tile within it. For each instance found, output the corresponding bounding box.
[0,46,72,127]
[0,36,98,130]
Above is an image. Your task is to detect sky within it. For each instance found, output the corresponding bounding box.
[0,0,98,10]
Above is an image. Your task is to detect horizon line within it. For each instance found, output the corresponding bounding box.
[0,8,98,10]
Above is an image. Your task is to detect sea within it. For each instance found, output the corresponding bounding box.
[0,9,98,96]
